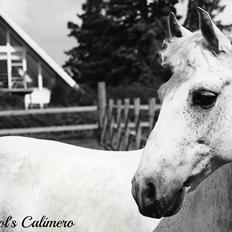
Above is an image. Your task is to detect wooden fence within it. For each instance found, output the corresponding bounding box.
[0,82,160,140]
[98,82,161,150]
[0,106,98,135]
[0,82,109,136]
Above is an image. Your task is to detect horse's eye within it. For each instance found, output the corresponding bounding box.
[192,90,218,109]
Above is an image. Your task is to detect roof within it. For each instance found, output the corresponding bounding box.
[0,10,79,89]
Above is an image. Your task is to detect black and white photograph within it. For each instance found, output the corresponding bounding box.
[0,0,231,231]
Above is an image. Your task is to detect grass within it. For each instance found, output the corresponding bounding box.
[60,138,104,150]
[17,131,105,150]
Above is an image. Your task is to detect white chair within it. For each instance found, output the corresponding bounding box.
[24,88,51,110]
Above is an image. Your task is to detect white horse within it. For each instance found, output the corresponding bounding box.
[0,136,160,232]
[132,8,232,219]
[24,88,51,110]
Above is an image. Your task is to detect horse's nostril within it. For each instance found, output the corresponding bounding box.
[142,182,156,207]
[146,182,156,199]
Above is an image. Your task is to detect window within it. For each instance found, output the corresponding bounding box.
[0,25,7,45]
[11,51,26,88]
[0,60,8,87]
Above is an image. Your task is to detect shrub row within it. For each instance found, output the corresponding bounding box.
[106,83,160,104]
[0,112,97,129]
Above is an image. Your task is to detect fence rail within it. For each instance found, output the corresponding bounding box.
[0,124,98,135]
[0,106,97,116]
[0,105,98,136]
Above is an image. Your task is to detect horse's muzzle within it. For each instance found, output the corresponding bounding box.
[131,177,185,218]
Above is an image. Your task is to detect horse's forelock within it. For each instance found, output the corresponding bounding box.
[160,31,232,74]
[158,31,232,101]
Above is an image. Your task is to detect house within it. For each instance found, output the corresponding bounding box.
[0,11,78,105]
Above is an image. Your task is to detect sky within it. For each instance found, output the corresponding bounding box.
[0,0,232,66]
[0,0,84,65]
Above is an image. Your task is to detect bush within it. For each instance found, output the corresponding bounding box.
[107,82,161,104]
[0,112,97,129]
[65,85,97,106]
[0,92,24,109]
[50,83,97,107]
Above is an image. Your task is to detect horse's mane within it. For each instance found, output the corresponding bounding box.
[160,31,232,73]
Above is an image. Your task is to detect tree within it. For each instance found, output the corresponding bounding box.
[64,0,227,88]
[64,0,178,87]
[64,0,111,85]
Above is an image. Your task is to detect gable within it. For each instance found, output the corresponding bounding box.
[0,11,78,89]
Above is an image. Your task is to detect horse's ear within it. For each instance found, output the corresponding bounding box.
[197,7,231,53]
[168,12,191,38]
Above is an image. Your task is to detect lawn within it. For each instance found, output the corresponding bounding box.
[59,138,104,150]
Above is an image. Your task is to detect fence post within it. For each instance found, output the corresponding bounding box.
[134,98,140,128]
[116,98,130,150]
[149,98,156,132]
[98,82,106,129]
[134,98,141,149]
[108,99,114,140]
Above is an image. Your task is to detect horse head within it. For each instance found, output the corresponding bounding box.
[132,7,232,218]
